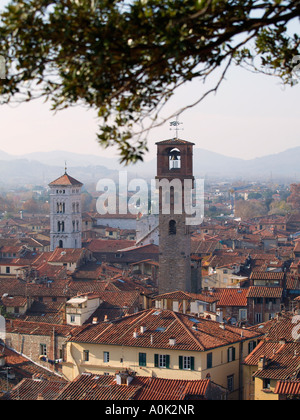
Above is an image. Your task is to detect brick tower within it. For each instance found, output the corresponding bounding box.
[156,138,195,294]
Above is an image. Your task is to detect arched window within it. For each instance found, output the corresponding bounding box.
[169,148,181,170]
[169,220,177,235]
[58,240,63,248]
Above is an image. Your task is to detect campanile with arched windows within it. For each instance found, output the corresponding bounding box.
[156,138,195,294]
[49,171,83,251]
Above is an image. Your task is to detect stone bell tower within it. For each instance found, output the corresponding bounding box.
[49,170,83,251]
[156,137,195,294]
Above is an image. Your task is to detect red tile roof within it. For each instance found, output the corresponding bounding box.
[253,342,300,380]
[246,287,283,299]
[156,138,195,146]
[250,272,285,280]
[48,248,85,264]
[49,173,83,187]
[212,288,248,307]
[68,309,261,352]
[154,290,218,304]
[274,380,300,395]
[55,373,215,400]
[4,378,67,400]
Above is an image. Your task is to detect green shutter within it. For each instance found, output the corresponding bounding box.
[154,354,159,368]
[179,356,183,370]
[207,353,212,369]
[139,353,146,367]
[166,355,170,369]
[191,356,195,371]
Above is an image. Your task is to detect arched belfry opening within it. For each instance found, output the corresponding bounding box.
[169,148,181,170]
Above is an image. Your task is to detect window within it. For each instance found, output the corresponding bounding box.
[70,315,76,323]
[40,344,47,356]
[263,379,271,390]
[239,309,247,321]
[6,267,10,274]
[227,375,234,393]
[179,356,194,371]
[255,313,262,324]
[248,341,257,354]
[104,351,110,363]
[169,220,177,235]
[207,353,213,369]
[154,354,170,369]
[83,350,89,362]
[139,353,147,367]
[227,347,236,363]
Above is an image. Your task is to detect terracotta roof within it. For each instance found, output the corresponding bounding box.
[0,346,66,399]
[84,239,135,253]
[1,296,27,307]
[4,378,67,400]
[154,290,218,304]
[68,309,261,352]
[49,173,83,187]
[244,341,284,366]
[274,380,300,395]
[253,342,300,380]
[5,319,83,337]
[250,272,285,280]
[212,288,248,307]
[249,313,297,341]
[52,372,219,400]
[48,248,84,263]
[246,287,283,299]
[156,138,195,146]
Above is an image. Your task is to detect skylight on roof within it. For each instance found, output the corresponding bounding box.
[189,318,200,324]
[155,327,166,332]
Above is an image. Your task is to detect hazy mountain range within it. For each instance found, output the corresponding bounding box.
[0,146,300,187]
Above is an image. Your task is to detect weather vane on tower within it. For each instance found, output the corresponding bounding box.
[169,115,183,140]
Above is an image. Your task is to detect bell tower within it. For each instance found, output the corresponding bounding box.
[49,170,83,251]
[156,137,195,294]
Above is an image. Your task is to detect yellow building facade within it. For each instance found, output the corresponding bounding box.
[62,309,261,400]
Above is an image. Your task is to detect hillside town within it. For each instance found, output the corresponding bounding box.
[0,138,299,402]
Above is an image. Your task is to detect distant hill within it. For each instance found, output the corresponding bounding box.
[0,146,300,186]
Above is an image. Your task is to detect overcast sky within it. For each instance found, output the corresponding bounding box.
[0,1,299,164]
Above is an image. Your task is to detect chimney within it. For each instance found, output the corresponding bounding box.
[169,337,176,346]
[140,325,146,334]
[220,322,226,330]
[258,355,267,370]
[133,329,138,339]
[92,317,98,325]
[104,315,108,322]
[115,370,134,386]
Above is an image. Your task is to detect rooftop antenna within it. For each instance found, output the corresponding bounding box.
[169,115,183,140]
[64,161,67,174]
